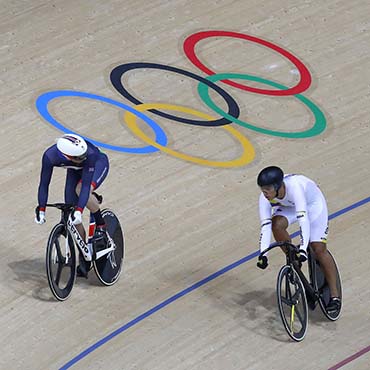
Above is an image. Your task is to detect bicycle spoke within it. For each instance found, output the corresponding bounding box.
[285,278,290,297]
[294,305,305,325]
[54,238,65,264]
[291,286,303,303]
[290,304,296,332]
[108,251,117,269]
[55,262,63,286]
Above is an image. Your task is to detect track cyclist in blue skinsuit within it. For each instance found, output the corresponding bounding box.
[35,133,109,278]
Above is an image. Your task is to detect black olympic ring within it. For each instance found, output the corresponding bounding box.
[110,62,240,127]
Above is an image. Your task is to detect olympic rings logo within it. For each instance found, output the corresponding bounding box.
[36,30,326,168]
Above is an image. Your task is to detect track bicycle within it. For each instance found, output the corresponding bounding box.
[260,241,342,341]
[42,196,124,301]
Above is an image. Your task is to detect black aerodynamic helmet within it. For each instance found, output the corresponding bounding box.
[257,166,284,190]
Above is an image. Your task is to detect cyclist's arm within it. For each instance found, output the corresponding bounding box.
[292,183,310,251]
[259,193,272,253]
[37,153,54,210]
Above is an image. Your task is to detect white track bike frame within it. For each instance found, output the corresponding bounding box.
[66,215,115,262]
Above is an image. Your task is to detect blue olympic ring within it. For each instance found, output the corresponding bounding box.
[35,90,167,154]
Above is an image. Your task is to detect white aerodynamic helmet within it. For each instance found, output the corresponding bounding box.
[57,134,88,160]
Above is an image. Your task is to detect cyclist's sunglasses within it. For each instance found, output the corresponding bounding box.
[65,153,87,162]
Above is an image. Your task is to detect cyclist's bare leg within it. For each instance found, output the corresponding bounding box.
[74,184,100,243]
[75,184,100,213]
[75,224,86,242]
[75,183,107,251]
[310,242,339,298]
[272,215,291,253]
[74,184,97,277]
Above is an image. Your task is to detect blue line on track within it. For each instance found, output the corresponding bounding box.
[60,196,370,369]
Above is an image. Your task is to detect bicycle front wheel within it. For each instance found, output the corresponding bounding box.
[93,209,124,286]
[46,224,76,301]
[277,265,308,341]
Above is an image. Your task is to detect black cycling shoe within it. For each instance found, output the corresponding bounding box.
[77,265,88,278]
[297,249,307,263]
[326,297,341,313]
[76,254,91,278]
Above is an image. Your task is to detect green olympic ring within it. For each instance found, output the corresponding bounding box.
[198,73,326,138]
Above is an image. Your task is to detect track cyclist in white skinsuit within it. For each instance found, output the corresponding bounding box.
[256,166,341,313]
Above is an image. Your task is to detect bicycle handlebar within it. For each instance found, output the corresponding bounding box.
[45,203,75,211]
[260,241,299,257]
[45,193,102,212]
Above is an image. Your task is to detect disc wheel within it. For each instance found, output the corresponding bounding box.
[93,209,124,286]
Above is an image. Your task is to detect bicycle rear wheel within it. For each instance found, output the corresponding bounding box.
[312,250,342,321]
[46,224,76,301]
[277,265,308,341]
[93,209,124,286]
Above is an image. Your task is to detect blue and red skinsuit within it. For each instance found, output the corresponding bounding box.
[37,141,109,213]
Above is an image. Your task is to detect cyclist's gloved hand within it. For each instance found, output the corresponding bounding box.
[296,248,307,263]
[35,206,46,225]
[72,209,82,225]
[257,254,268,270]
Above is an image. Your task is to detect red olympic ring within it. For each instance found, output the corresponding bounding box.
[183,30,312,96]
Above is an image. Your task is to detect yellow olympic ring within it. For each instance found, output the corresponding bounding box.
[123,103,255,168]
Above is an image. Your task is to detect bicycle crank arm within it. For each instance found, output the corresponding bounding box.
[95,245,115,260]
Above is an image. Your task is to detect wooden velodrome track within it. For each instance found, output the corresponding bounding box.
[1,0,370,369]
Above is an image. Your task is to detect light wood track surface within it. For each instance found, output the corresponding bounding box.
[1,1,370,369]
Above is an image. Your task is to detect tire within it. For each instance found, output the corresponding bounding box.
[46,223,76,301]
[93,209,124,286]
[277,265,308,341]
[312,250,342,321]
